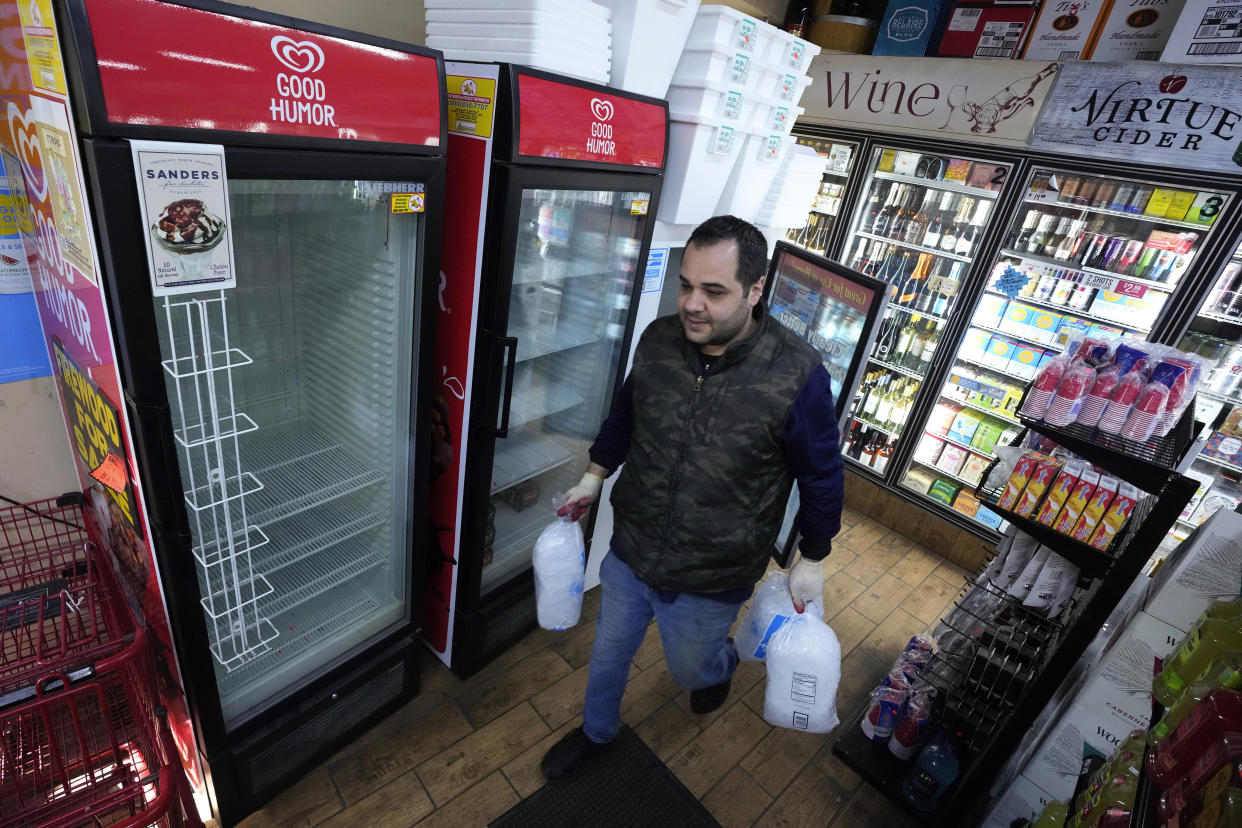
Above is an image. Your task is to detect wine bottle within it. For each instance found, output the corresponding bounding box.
[955,200,991,257]
[904,190,936,245]
[872,185,900,236]
[848,236,869,270]
[922,192,953,249]
[939,198,967,253]
[1025,214,1057,254]
[1008,210,1039,250]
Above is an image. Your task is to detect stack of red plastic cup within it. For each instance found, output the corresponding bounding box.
[1078,367,1120,427]
[1022,358,1067,419]
[1099,373,1145,434]
[1044,364,1094,427]
[1122,382,1168,441]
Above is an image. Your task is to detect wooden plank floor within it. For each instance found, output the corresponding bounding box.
[236,506,971,828]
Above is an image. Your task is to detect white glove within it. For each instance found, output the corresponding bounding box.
[788,556,824,613]
[556,472,604,522]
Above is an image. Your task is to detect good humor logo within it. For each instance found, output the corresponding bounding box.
[269,36,337,127]
[587,97,616,157]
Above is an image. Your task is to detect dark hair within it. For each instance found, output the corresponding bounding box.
[687,215,768,292]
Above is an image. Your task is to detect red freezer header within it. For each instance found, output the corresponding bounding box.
[80,0,442,148]
[516,73,666,169]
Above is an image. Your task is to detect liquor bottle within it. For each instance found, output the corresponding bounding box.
[1025,214,1057,254]
[848,236,869,270]
[1008,210,1039,249]
[874,380,896,428]
[922,192,953,249]
[919,327,942,372]
[1057,175,1080,203]
[902,322,929,371]
[904,190,936,245]
[783,2,813,36]
[913,259,942,314]
[847,423,867,460]
[841,419,864,456]
[955,200,991,258]
[860,431,880,465]
[1033,269,1058,301]
[890,186,917,240]
[862,374,886,420]
[1050,272,1077,305]
[873,318,897,362]
[872,185,900,235]
[1042,217,1073,257]
[1092,179,1116,209]
[898,255,930,306]
[864,182,889,229]
[874,437,894,472]
[1052,219,1084,261]
[932,263,963,317]
[939,198,968,253]
[1074,177,1099,207]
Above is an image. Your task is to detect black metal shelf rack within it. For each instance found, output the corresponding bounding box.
[833,400,1201,826]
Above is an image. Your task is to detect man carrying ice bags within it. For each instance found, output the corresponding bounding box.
[541,215,845,781]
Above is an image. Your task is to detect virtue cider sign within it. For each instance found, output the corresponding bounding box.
[800,54,1060,146]
[1031,62,1242,171]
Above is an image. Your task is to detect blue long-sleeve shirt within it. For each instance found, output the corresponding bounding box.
[589,361,843,563]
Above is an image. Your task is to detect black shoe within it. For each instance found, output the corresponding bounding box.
[690,676,732,714]
[541,727,610,781]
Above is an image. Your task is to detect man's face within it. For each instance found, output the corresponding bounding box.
[678,240,764,356]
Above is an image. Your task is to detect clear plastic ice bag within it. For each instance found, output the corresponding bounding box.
[532,517,586,630]
[735,572,822,662]
[764,613,841,734]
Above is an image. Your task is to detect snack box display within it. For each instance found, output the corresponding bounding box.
[998,450,1049,510]
[1070,474,1118,541]
[1053,469,1101,535]
[903,468,938,493]
[914,434,947,465]
[999,302,1036,338]
[1086,0,1186,60]
[937,444,970,475]
[1021,0,1108,59]
[953,489,982,517]
[974,504,1004,530]
[1088,482,1140,550]
[1088,290,1165,331]
[962,327,992,362]
[936,0,1040,58]
[1036,461,1083,526]
[872,0,955,56]
[1014,456,1065,518]
[960,453,992,486]
[1008,344,1045,381]
[971,420,1006,455]
[929,401,964,436]
[1028,309,1063,346]
[1160,0,1242,63]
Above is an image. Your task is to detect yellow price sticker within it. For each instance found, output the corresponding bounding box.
[391,193,425,214]
[631,199,649,216]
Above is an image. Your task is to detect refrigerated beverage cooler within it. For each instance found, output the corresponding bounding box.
[56,1,445,822]
[1171,235,1242,550]
[900,167,1233,533]
[423,63,667,676]
[836,143,1017,479]
[784,135,861,257]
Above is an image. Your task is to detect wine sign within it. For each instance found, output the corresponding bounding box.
[1031,62,1242,173]
[800,54,1060,147]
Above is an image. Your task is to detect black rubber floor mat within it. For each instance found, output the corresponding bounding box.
[489,726,721,828]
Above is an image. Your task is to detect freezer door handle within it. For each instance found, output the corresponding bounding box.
[492,335,518,437]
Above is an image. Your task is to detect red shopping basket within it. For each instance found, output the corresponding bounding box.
[0,494,133,702]
[0,628,198,827]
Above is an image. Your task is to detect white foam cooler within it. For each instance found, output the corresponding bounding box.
[598,0,701,99]
[665,79,755,125]
[716,132,793,223]
[763,27,821,74]
[425,0,610,20]
[427,34,611,84]
[658,113,746,225]
[750,100,804,135]
[672,40,766,91]
[686,4,772,57]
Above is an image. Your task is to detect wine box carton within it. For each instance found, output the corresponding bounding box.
[873,0,956,56]
[1085,0,1187,59]
[937,1,1040,58]
[1021,0,1108,59]
[1159,0,1242,63]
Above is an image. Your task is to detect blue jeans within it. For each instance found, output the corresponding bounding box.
[581,549,744,744]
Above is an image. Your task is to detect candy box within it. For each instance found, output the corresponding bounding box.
[973,295,1008,329]
[971,420,1006,455]
[1037,461,1084,526]
[983,335,1017,371]
[999,302,1036,338]
[1071,474,1119,542]
[928,478,962,506]
[948,410,984,445]
[936,444,969,475]
[960,453,992,487]
[1008,344,1045,381]
[1088,482,1140,550]
[998,450,1048,510]
[1014,456,1065,518]
[1052,469,1101,535]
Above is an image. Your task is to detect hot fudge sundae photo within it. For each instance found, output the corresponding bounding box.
[152,198,225,253]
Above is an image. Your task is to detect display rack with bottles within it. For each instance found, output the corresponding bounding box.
[785,135,859,256]
[896,166,1233,535]
[837,144,1013,479]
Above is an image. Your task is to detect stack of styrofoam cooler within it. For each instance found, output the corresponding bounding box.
[658,5,820,226]
[755,145,829,231]
[596,0,702,99]
[424,0,612,85]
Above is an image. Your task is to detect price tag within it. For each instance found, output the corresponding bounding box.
[1113,279,1147,298]
[995,265,1030,298]
[90,452,129,493]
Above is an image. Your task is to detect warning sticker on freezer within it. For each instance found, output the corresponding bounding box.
[391,193,425,213]
[630,199,649,215]
[447,75,497,138]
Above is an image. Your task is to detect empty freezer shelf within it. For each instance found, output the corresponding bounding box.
[238,420,385,526]
[511,317,599,363]
[253,504,385,574]
[484,500,551,589]
[508,373,586,428]
[261,536,386,617]
[215,582,380,696]
[491,433,577,494]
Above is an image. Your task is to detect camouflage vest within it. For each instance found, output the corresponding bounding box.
[610,309,822,592]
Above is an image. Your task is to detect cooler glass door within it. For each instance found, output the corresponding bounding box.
[899,168,1232,532]
[153,178,422,727]
[839,145,1013,477]
[1171,235,1242,556]
[482,186,648,595]
[784,135,862,257]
